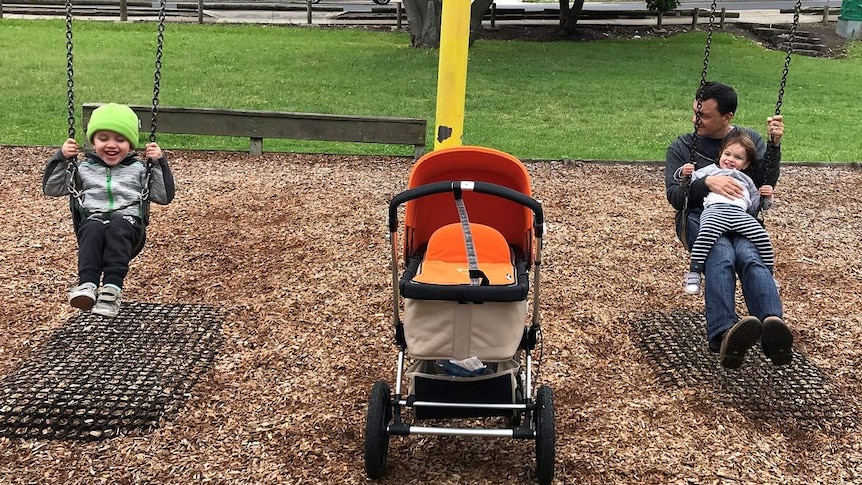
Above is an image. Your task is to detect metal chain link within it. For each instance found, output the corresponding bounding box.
[142,0,167,205]
[698,0,718,98]
[764,0,801,186]
[64,0,75,141]
[62,0,167,211]
[149,0,166,144]
[679,0,718,249]
[63,0,84,208]
[688,0,718,168]
[775,0,802,117]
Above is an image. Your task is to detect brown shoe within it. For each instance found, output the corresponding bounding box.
[762,316,793,366]
[719,316,763,369]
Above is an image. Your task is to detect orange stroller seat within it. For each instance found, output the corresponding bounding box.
[412,223,515,286]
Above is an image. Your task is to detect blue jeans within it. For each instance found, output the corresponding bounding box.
[685,211,782,349]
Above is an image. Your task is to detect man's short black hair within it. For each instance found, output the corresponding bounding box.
[696,81,738,115]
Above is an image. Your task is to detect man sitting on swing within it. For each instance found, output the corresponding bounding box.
[43,103,175,318]
[664,81,794,370]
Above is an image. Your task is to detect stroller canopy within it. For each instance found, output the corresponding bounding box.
[404,146,534,259]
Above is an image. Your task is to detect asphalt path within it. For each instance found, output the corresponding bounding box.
[0,0,839,25]
[332,0,837,19]
[332,0,836,11]
[328,0,836,26]
[605,0,833,8]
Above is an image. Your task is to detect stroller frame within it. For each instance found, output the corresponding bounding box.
[364,146,554,484]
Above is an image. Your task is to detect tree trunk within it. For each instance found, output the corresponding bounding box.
[468,0,496,44]
[403,0,441,48]
[559,0,586,37]
[403,0,496,48]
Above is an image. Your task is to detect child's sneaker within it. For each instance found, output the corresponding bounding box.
[68,282,97,310]
[92,285,122,318]
[683,272,701,295]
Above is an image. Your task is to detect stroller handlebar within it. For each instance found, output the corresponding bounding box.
[388,180,544,237]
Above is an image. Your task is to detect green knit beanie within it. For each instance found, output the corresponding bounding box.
[87,103,141,149]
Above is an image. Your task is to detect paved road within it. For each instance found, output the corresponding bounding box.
[329,0,835,12]
[609,1,833,8]
[1,0,839,26]
[207,0,838,26]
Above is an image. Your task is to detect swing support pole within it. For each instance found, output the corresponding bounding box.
[433,0,470,150]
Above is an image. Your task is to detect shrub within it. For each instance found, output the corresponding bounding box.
[646,0,679,13]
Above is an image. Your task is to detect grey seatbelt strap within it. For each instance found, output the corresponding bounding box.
[453,182,488,286]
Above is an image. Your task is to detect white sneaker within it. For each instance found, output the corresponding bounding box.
[92,285,122,318]
[683,271,701,295]
[69,282,97,310]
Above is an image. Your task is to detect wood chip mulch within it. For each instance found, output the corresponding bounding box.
[1,146,860,484]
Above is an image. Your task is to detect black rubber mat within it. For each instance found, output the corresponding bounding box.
[0,302,222,440]
[628,310,856,432]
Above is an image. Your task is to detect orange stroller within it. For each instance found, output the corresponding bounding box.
[364,146,554,484]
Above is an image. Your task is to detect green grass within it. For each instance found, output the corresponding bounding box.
[1,19,860,161]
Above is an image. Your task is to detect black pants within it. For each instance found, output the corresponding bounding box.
[77,215,144,288]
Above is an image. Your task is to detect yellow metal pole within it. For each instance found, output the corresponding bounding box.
[433,0,471,150]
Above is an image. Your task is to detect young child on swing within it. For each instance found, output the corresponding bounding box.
[675,132,775,295]
[43,103,175,317]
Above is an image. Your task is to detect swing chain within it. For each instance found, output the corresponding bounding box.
[774,0,802,117]
[149,0,166,145]
[763,0,800,194]
[141,0,166,205]
[140,165,152,203]
[61,0,164,218]
[685,0,718,175]
[64,0,76,141]
[697,0,718,101]
[679,0,718,249]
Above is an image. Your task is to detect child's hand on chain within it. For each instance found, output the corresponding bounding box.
[681,163,694,177]
[144,142,163,161]
[61,138,79,159]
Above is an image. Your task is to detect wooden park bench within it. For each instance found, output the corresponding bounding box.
[82,103,428,159]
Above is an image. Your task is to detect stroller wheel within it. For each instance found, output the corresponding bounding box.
[364,380,392,479]
[534,386,555,485]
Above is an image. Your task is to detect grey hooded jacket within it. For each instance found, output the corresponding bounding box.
[43,149,175,223]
